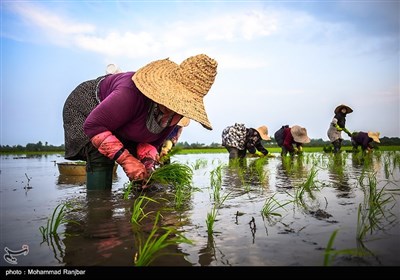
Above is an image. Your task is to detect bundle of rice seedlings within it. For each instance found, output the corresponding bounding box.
[146,163,193,188]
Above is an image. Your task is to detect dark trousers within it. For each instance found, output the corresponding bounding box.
[225,146,247,159]
[332,139,342,153]
[225,146,247,167]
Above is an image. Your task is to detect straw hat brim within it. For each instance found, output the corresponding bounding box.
[133,58,212,130]
[367,132,380,143]
[334,104,353,114]
[256,126,271,141]
[291,126,311,144]
[293,135,310,144]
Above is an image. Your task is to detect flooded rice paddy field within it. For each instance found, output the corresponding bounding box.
[1,151,399,267]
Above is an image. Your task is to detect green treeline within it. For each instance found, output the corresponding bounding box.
[1,141,64,153]
[1,136,400,153]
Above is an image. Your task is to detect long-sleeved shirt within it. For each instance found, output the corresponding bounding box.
[351,132,373,150]
[84,72,175,151]
[282,127,301,153]
[222,123,268,155]
[327,112,348,142]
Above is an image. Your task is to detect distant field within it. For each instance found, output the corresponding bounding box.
[176,145,400,154]
[1,146,399,156]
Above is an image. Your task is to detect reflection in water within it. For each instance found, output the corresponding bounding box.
[222,164,245,194]
[328,153,352,198]
[222,157,270,196]
[57,175,86,186]
[62,190,136,265]
[57,174,120,186]
[41,231,65,264]
[198,235,216,266]
[2,153,399,266]
[276,156,308,189]
[351,152,380,173]
[60,189,192,266]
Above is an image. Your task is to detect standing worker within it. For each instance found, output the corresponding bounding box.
[327,104,353,153]
[62,54,218,190]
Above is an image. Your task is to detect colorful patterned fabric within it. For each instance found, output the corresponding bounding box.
[222,123,268,155]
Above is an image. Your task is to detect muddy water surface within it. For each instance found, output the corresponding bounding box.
[1,152,399,267]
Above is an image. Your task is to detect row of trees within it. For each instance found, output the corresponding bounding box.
[177,136,400,149]
[2,137,400,153]
[0,141,65,152]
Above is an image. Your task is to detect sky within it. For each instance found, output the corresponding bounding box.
[1,0,399,147]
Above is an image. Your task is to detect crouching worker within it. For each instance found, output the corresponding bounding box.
[222,123,271,163]
[351,131,380,153]
[280,125,310,156]
[62,54,218,190]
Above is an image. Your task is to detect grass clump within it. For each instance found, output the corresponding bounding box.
[261,193,292,218]
[39,202,78,240]
[134,212,192,266]
[131,196,158,225]
[323,229,369,266]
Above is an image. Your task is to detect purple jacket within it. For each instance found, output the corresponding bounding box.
[83,72,174,150]
[351,132,373,150]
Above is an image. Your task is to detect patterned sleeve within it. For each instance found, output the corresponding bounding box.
[246,128,268,154]
[222,123,247,149]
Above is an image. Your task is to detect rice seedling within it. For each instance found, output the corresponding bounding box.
[206,192,230,235]
[358,168,367,187]
[323,229,369,266]
[393,152,400,170]
[352,152,373,168]
[248,157,268,186]
[288,167,323,211]
[384,156,391,180]
[212,158,223,166]
[297,167,319,200]
[122,181,133,200]
[173,181,193,210]
[131,163,195,210]
[261,193,292,218]
[331,154,346,176]
[131,195,158,225]
[39,202,78,241]
[206,206,218,235]
[356,173,397,242]
[382,153,398,180]
[281,155,292,174]
[210,164,223,203]
[133,212,192,266]
[192,158,208,170]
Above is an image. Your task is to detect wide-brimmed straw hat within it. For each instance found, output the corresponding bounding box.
[133,54,218,130]
[256,126,271,141]
[334,104,353,114]
[368,131,380,143]
[177,117,190,127]
[291,125,311,144]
